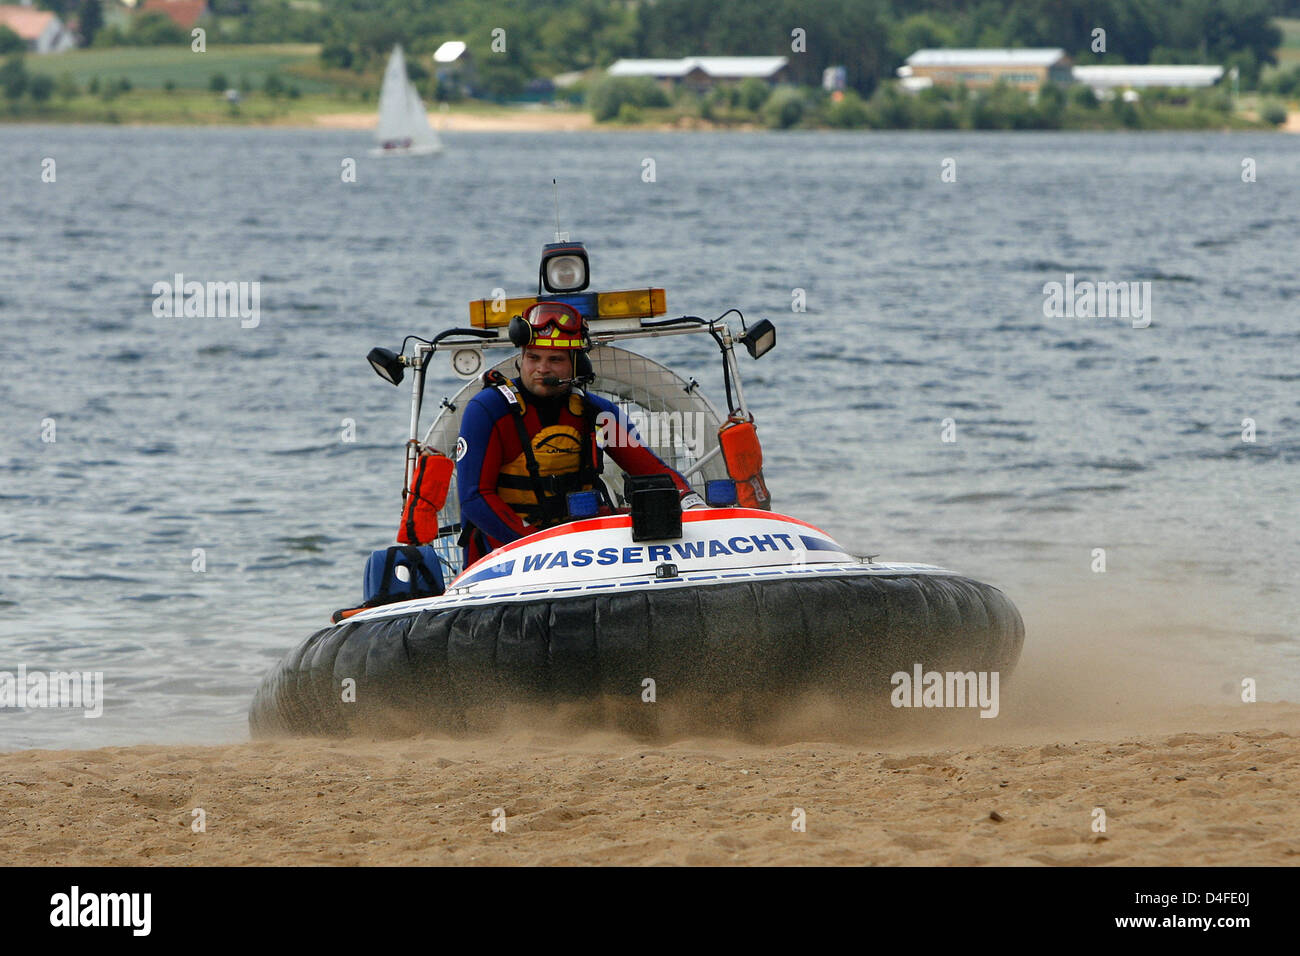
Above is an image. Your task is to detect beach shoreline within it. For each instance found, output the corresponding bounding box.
[4,703,1295,866]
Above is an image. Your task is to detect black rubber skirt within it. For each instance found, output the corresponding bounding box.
[249,573,1024,738]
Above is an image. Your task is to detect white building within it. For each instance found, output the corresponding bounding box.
[1071,65,1225,91]
[608,56,789,91]
[901,48,1073,89]
[0,3,77,53]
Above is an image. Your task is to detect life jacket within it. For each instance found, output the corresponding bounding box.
[719,414,771,510]
[486,372,604,528]
[396,449,455,545]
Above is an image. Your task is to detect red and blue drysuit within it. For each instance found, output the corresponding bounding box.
[456,377,691,564]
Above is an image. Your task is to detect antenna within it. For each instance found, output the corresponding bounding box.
[552,179,568,242]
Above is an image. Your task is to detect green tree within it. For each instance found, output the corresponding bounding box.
[888,13,957,63]
[1223,50,1260,90]
[0,25,23,55]
[77,0,104,48]
[209,73,228,92]
[320,41,353,70]
[0,55,27,100]
[129,12,188,46]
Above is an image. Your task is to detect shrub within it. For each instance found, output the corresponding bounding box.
[1192,88,1232,113]
[209,73,228,92]
[1261,102,1288,126]
[737,77,770,112]
[761,86,805,129]
[1070,84,1099,109]
[825,89,871,128]
[866,84,911,128]
[29,73,54,103]
[1263,65,1300,96]
[588,76,669,122]
[1111,97,1141,128]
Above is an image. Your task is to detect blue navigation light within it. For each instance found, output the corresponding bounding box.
[705,479,738,507]
[567,490,601,518]
[538,291,599,324]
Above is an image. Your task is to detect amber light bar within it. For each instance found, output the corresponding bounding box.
[468,288,666,329]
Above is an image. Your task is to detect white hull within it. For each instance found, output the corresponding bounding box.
[345,509,956,624]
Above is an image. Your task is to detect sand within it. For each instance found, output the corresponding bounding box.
[314,110,595,132]
[2,701,1295,866]
[5,594,1298,866]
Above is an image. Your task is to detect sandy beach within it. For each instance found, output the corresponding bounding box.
[4,597,1298,866]
[2,709,1295,866]
[314,110,596,132]
[4,682,1296,865]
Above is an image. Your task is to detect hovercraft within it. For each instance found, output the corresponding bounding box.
[249,239,1024,737]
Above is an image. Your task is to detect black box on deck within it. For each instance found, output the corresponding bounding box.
[625,473,682,541]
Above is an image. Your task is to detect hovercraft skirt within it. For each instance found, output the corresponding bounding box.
[249,573,1024,737]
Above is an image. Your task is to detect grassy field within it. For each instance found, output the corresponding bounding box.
[1270,17,1300,71]
[22,44,337,93]
[5,89,364,125]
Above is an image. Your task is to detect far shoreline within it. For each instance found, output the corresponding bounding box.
[2,115,1296,133]
[2,100,1296,133]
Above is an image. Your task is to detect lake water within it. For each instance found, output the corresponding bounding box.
[2,126,1297,749]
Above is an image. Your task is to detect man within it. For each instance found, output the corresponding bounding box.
[456,301,700,564]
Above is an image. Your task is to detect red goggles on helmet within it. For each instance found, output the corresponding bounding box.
[513,302,587,349]
[524,302,584,333]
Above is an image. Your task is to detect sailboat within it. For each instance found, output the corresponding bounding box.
[371,45,443,157]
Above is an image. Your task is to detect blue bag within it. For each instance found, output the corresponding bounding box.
[362,545,446,605]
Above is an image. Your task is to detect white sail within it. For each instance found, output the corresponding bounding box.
[374,45,443,155]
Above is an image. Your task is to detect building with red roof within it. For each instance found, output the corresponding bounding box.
[140,0,209,31]
[0,3,77,53]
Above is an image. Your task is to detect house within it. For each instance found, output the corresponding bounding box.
[899,48,1073,90]
[432,39,479,98]
[139,0,209,31]
[0,3,77,53]
[1071,65,1224,93]
[607,56,788,92]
